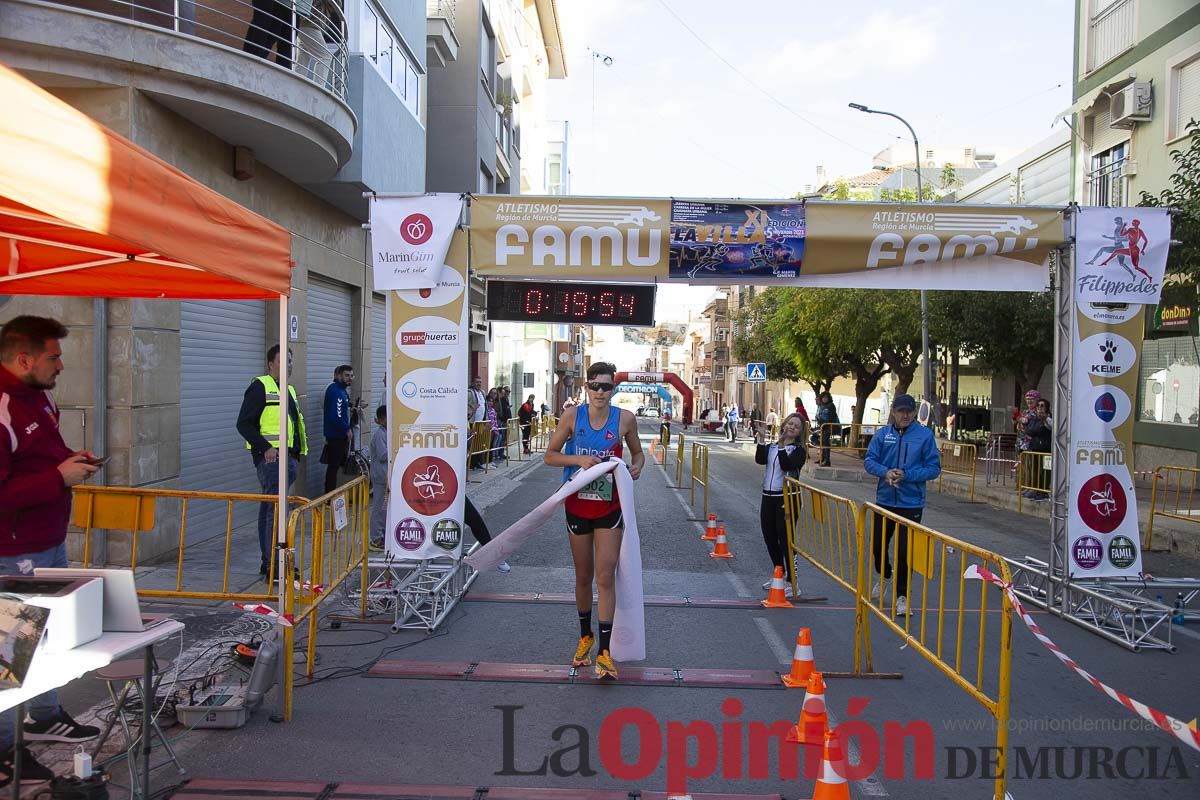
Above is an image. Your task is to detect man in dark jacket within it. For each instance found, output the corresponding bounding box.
[322,364,354,493]
[863,394,941,616]
[236,345,307,576]
[496,386,513,461]
[0,316,101,784]
[518,393,536,454]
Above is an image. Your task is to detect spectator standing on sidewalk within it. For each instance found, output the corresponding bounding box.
[321,364,354,494]
[496,386,513,461]
[237,344,307,578]
[519,393,536,454]
[863,394,941,617]
[815,392,839,466]
[1023,398,1052,500]
[369,405,388,549]
[725,403,739,442]
[0,316,101,785]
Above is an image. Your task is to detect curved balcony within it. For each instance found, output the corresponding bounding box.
[0,0,356,183]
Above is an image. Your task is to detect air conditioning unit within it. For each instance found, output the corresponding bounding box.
[1110,82,1153,128]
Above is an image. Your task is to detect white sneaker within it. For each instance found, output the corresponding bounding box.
[870,581,883,600]
[895,596,908,616]
[497,561,511,573]
[784,585,794,599]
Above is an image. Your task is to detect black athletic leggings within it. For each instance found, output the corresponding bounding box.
[871,505,923,597]
[760,493,794,583]
[464,496,492,545]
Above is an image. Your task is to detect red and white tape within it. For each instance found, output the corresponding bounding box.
[965,565,1200,753]
[295,580,324,595]
[232,601,294,627]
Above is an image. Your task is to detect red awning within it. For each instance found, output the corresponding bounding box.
[0,62,292,300]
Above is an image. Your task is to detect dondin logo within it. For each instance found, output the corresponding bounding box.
[401,213,433,245]
[401,455,458,515]
[1094,392,1117,423]
[1076,474,1127,534]
[394,517,426,551]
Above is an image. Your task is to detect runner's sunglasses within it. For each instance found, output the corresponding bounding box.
[586,381,615,392]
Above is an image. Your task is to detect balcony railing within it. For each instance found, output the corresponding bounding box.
[47,0,349,99]
[427,0,456,35]
[1086,155,1127,207]
[1088,0,1136,72]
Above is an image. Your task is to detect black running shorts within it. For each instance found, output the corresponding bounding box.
[566,507,624,535]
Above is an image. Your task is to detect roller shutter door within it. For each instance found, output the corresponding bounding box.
[180,299,266,539]
[305,279,354,491]
[371,294,388,407]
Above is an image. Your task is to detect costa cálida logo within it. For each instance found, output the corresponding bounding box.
[401,455,458,516]
[400,213,433,246]
[1076,473,1127,534]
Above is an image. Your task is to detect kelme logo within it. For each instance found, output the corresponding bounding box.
[432,519,462,551]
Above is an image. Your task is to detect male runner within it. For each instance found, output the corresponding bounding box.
[1099,218,1151,279]
[545,361,644,679]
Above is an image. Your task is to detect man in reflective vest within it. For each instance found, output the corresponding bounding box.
[236,344,307,578]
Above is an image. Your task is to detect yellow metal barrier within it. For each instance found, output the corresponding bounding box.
[531,415,557,452]
[783,477,860,598]
[659,422,670,449]
[781,477,1015,799]
[937,440,978,502]
[72,485,308,602]
[1145,465,1200,550]
[1016,450,1052,512]
[674,431,686,487]
[859,503,1013,800]
[506,418,525,461]
[282,475,370,721]
[818,422,881,460]
[690,441,709,520]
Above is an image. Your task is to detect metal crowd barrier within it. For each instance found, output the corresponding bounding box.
[506,418,525,461]
[281,475,370,720]
[659,421,671,449]
[937,440,979,502]
[859,503,1013,800]
[673,431,686,486]
[780,478,1015,799]
[982,433,1019,488]
[689,441,709,520]
[1016,450,1052,512]
[1144,465,1200,550]
[818,422,881,459]
[73,485,308,601]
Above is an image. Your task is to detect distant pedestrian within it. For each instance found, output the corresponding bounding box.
[236,344,307,578]
[725,404,739,442]
[756,413,806,595]
[321,364,354,494]
[369,405,388,550]
[815,392,839,466]
[764,406,780,438]
[486,390,501,464]
[1022,399,1052,499]
[863,394,941,617]
[496,386,513,461]
[519,393,536,454]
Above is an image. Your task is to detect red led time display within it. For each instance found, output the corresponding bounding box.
[485,280,656,327]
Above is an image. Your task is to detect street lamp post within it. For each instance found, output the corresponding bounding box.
[849,103,933,405]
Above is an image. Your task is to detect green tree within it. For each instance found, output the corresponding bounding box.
[1140,119,1199,280]
[733,290,800,383]
[763,288,845,396]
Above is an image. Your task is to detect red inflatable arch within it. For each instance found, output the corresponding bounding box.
[613,372,694,426]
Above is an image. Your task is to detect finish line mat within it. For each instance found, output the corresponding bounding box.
[171,778,786,800]
[366,660,899,687]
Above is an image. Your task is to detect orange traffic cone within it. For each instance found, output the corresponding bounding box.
[702,513,719,541]
[710,527,734,558]
[762,566,794,608]
[786,671,827,744]
[781,628,815,687]
[811,728,850,800]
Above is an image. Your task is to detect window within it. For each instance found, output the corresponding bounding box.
[1137,336,1200,425]
[480,23,497,93]
[1086,0,1136,73]
[717,327,728,342]
[1087,143,1127,207]
[523,373,535,389]
[479,163,493,193]
[359,0,422,121]
[1166,46,1200,142]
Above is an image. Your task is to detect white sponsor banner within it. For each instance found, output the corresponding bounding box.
[1075,207,1171,304]
[386,239,469,560]
[1066,283,1145,578]
[370,193,463,290]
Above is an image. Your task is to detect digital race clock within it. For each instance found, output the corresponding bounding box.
[485,280,657,327]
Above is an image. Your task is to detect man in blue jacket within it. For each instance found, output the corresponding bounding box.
[863,394,941,616]
[322,364,354,494]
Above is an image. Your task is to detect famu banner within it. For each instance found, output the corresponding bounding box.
[1075,207,1171,304]
[370,193,463,290]
[803,201,1066,290]
[386,231,469,560]
[469,195,670,278]
[1067,298,1145,578]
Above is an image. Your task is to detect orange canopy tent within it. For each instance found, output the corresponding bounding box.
[0,62,291,299]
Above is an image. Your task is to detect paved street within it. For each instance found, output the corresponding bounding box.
[48,418,1198,799]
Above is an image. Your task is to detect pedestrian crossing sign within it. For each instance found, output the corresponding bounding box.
[747,362,766,382]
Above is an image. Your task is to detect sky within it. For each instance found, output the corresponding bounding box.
[544,0,1077,323]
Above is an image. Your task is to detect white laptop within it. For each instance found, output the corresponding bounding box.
[34,568,170,633]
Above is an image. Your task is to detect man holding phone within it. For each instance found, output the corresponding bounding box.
[0,315,101,785]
